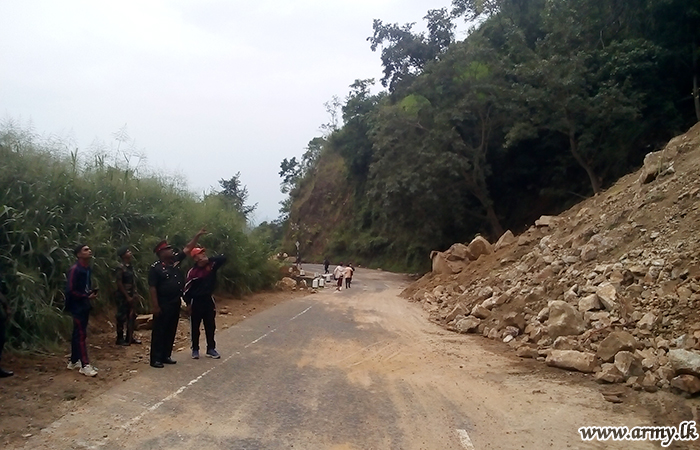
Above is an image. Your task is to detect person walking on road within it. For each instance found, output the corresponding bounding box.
[114,246,141,346]
[344,263,354,289]
[323,257,330,274]
[0,277,13,378]
[333,262,345,291]
[184,246,226,360]
[65,244,98,377]
[148,229,205,368]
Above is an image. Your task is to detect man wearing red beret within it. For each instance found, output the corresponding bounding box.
[148,229,206,368]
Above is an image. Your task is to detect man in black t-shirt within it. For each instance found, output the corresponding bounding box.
[184,247,227,359]
[148,229,206,368]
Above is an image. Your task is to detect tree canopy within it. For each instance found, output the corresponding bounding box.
[278,0,700,271]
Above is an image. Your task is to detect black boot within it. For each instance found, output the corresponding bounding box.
[0,368,13,378]
[116,330,129,346]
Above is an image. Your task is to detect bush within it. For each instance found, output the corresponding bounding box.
[0,124,278,350]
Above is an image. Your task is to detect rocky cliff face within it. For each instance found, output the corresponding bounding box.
[403,122,700,395]
[284,152,353,259]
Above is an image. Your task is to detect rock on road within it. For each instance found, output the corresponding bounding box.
[21,265,655,449]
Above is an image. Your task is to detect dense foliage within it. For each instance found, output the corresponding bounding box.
[281,0,700,272]
[0,125,279,350]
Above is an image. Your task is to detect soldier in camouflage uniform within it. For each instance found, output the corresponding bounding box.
[114,246,141,346]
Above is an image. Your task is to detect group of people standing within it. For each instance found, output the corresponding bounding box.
[63,228,226,377]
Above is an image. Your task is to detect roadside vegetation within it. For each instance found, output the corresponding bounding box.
[0,123,279,350]
[278,0,700,272]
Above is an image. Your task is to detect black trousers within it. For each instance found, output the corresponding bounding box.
[71,311,90,365]
[0,317,6,362]
[150,301,180,363]
[190,297,216,351]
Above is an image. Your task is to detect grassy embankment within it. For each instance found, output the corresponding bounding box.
[0,125,279,351]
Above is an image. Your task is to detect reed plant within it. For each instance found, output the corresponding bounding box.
[0,124,278,350]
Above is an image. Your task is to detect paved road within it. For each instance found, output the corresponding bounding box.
[21,266,655,449]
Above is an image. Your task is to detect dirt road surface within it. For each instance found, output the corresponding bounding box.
[7,266,680,448]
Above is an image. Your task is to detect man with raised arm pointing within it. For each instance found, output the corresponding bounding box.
[148,229,205,368]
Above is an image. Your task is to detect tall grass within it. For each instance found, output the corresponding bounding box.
[0,123,279,350]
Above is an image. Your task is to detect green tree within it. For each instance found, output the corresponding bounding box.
[217,172,257,220]
[646,0,700,122]
[505,0,658,194]
[279,157,301,194]
[332,79,382,181]
[368,8,455,91]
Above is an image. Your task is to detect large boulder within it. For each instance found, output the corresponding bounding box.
[546,350,597,373]
[671,375,700,394]
[445,304,468,323]
[596,331,638,363]
[639,144,679,184]
[445,243,473,261]
[552,336,580,351]
[595,363,626,383]
[503,312,527,332]
[580,244,598,262]
[668,349,700,377]
[276,277,297,290]
[494,230,516,251]
[595,283,618,310]
[535,215,558,227]
[430,251,458,275]
[614,351,644,378]
[546,301,586,339]
[467,236,493,260]
[516,346,539,359]
[471,305,491,319]
[637,312,658,331]
[455,317,481,333]
[578,294,602,312]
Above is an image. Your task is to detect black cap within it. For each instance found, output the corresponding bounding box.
[117,246,129,258]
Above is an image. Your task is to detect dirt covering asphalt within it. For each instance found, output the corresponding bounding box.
[0,290,305,448]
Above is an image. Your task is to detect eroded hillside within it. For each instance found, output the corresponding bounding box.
[285,151,354,259]
[404,122,700,396]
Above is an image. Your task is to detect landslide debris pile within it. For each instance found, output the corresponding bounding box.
[403,123,700,395]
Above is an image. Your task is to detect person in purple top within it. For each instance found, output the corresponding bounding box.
[65,244,98,377]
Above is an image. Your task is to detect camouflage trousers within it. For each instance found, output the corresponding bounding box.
[115,293,136,343]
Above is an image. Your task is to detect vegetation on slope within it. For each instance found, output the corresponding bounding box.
[279,0,700,272]
[0,124,278,350]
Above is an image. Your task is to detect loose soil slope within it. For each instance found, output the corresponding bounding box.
[404,122,700,395]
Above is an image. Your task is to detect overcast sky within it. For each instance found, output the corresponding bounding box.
[0,0,466,223]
